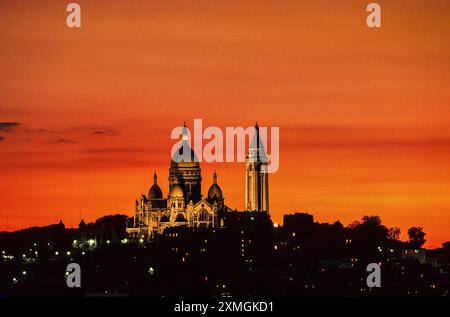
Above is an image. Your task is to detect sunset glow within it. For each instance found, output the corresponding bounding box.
[1,0,449,248]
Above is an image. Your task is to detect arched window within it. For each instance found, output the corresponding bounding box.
[175,213,186,222]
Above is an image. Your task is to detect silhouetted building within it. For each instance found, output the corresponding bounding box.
[402,249,426,264]
[283,212,314,233]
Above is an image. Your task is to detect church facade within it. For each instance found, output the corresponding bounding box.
[127,123,269,240]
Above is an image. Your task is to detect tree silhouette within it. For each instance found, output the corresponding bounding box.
[388,227,401,241]
[362,215,382,227]
[348,215,390,260]
[407,226,426,248]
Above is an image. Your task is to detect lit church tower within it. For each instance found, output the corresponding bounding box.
[169,122,202,205]
[245,123,269,213]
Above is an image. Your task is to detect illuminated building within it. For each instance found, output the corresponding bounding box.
[127,124,231,239]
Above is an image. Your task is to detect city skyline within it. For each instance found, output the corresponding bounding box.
[1,0,449,248]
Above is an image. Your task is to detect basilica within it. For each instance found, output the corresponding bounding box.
[127,123,269,240]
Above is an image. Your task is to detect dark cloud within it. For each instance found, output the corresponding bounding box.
[24,126,119,137]
[92,129,118,136]
[47,139,77,144]
[24,128,59,134]
[0,136,4,142]
[0,122,20,131]
[84,147,158,154]
[84,147,167,154]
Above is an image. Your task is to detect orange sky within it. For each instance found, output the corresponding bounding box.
[0,0,449,248]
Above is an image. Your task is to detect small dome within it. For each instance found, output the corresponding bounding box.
[208,184,223,201]
[207,171,222,201]
[149,184,163,199]
[169,184,184,198]
[171,142,200,168]
[148,171,163,199]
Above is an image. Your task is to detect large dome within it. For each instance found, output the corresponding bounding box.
[169,184,184,198]
[171,124,200,168]
[171,141,200,168]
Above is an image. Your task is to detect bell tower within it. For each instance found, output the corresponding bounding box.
[245,123,269,213]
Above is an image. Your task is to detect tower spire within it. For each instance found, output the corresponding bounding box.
[182,122,188,141]
[245,121,269,213]
[255,122,260,149]
[213,170,217,184]
[153,171,157,185]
